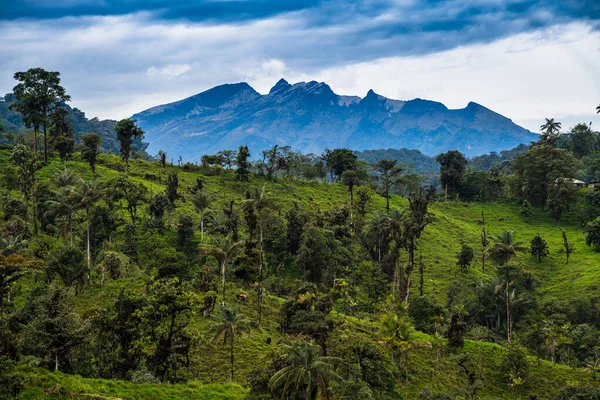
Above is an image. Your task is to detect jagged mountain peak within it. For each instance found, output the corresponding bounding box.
[358,89,405,113]
[269,78,291,94]
[401,98,448,113]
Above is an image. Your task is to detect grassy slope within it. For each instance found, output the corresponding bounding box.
[3,150,600,399]
[20,366,247,399]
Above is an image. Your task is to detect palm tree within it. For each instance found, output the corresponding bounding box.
[242,184,275,324]
[0,235,28,256]
[388,208,404,298]
[366,210,391,263]
[0,253,31,313]
[269,340,341,400]
[341,170,363,228]
[206,212,229,236]
[209,306,255,380]
[52,167,79,187]
[379,309,415,372]
[46,186,80,244]
[487,231,527,344]
[486,231,527,266]
[70,179,103,278]
[494,286,528,344]
[542,320,566,363]
[540,118,562,141]
[190,188,214,243]
[199,235,241,306]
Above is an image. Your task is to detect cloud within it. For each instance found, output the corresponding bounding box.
[146,64,191,80]
[2,0,325,22]
[298,22,600,133]
[0,1,598,132]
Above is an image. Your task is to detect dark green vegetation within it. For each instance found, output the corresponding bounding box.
[1,77,147,155]
[1,69,600,399]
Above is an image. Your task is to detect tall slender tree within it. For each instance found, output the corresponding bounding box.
[199,235,240,306]
[341,170,360,227]
[210,306,255,380]
[11,68,71,163]
[157,150,167,173]
[242,184,274,324]
[403,188,434,299]
[486,231,526,343]
[373,159,403,212]
[49,107,75,162]
[115,119,144,169]
[366,210,391,264]
[561,228,574,264]
[217,150,236,169]
[540,118,562,143]
[481,211,489,272]
[262,145,281,180]
[379,309,416,372]
[10,144,38,234]
[436,151,467,200]
[80,133,102,176]
[191,189,214,243]
[71,179,103,277]
[235,146,251,182]
[46,168,80,243]
[269,340,341,400]
[46,186,79,244]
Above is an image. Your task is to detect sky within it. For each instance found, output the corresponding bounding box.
[1,0,600,132]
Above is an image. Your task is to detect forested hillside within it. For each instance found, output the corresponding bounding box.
[2,68,600,400]
[2,126,600,398]
[0,93,147,155]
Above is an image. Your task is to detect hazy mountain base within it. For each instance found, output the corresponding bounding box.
[2,150,600,399]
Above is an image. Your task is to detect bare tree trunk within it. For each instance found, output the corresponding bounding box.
[257,224,264,325]
[418,247,424,296]
[55,353,59,371]
[32,177,38,237]
[481,211,487,272]
[200,217,204,243]
[33,126,38,162]
[385,191,390,212]
[393,259,398,299]
[69,212,73,245]
[86,206,92,284]
[230,337,235,380]
[405,238,415,302]
[506,281,511,344]
[221,260,226,306]
[349,187,353,230]
[43,120,48,163]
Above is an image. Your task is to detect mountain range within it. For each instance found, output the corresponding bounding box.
[133,79,535,160]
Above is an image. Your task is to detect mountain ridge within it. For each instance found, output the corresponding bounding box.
[132,79,537,160]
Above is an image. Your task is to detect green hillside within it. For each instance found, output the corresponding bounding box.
[1,146,600,400]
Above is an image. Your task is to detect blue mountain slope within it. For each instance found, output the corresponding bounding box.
[132,79,537,161]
